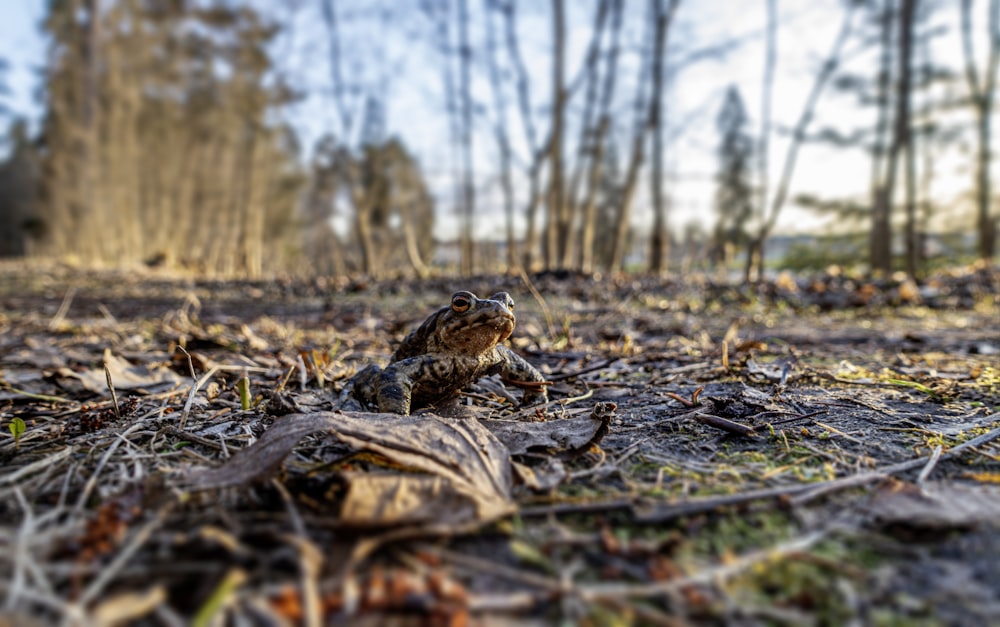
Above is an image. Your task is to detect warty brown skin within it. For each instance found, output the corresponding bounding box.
[348,291,548,415]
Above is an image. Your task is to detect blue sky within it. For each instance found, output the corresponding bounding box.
[0,1,991,241]
[0,2,45,127]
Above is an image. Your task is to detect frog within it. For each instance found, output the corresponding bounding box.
[343,290,548,415]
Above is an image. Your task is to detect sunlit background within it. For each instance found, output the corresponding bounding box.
[0,0,996,278]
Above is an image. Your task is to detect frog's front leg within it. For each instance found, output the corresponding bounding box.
[496,346,549,405]
[342,364,381,411]
[375,355,454,415]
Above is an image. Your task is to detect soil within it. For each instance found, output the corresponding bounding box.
[1,261,998,625]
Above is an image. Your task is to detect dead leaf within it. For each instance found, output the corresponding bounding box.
[866,481,1000,530]
[511,457,567,491]
[64,351,181,394]
[479,402,614,455]
[89,585,167,627]
[339,472,494,527]
[190,411,514,527]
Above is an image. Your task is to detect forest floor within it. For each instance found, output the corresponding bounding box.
[1,261,998,626]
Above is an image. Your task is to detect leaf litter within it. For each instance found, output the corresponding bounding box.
[0,262,998,624]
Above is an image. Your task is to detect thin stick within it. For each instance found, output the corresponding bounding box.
[49,286,77,330]
[916,445,942,484]
[175,345,197,380]
[547,358,619,382]
[693,412,756,437]
[0,447,76,486]
[521,420,1000,520]
[179,367,219,430]
[75,421,145,511]
[0,384,75,405]
[794,418,1000,505]
[577,529,828,600]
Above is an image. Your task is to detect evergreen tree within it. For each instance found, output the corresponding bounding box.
[712,86,754,268]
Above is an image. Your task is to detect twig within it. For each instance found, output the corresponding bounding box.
[916,445,942,484]
[0,383,75,405]
[793,417,1000,505]
[693,412,756,437]
[75,421,146,512]
[282,534,322,627]
[179,366,219,430]
[175,345,197,380]
[547,358,620,382]
[6,487,33,610]
[523,421,1000,520]
[272,479,307,538]
[559,387,594,405]
[0,447,76,486]
[49,286,77,330]
[664,385,704,408]
[173,358,270,422]
[577,529,828,600]
[764,409,828,427]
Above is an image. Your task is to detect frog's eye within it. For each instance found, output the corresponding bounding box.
[490,292,515,311]
[451,292,474,313]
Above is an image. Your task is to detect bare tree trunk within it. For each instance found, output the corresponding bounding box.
[320,0,354,141]
[870,0,895,275]
[873,0,915,277]
[900,0,917,277]
[485,1,519,271]
[546,0,567,269]
[609,0,679,274]
[401,200,431,278]
[748,0,776,282]
[457,0,476,275]
[351,182,378,276]
[566,0,609,267]
[579,0,623,274]
[501,0,542,270]
[241,130,267,279]
[743,2,855,282]
[647,0,672,274]
[83,0,105,263]
[960,0,999,261]
[522,160,545,271]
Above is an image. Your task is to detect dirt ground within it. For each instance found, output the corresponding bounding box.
[1,262,998,625]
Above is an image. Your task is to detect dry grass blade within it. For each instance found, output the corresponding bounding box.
[0,447,75,486]
[104,362,121,421]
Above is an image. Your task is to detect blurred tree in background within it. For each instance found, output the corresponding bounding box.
[0,0,996,278]
[37,0,305,276]
[712,86,754,271]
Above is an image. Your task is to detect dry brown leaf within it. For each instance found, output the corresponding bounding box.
[479,403,614,455]
[866,480,1000,530]
[190,411,514,527]
[339,472,497,527]
[65,351,181,394]
[511,457,567,491]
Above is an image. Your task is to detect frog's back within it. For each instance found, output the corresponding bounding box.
[390,307,447,361]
